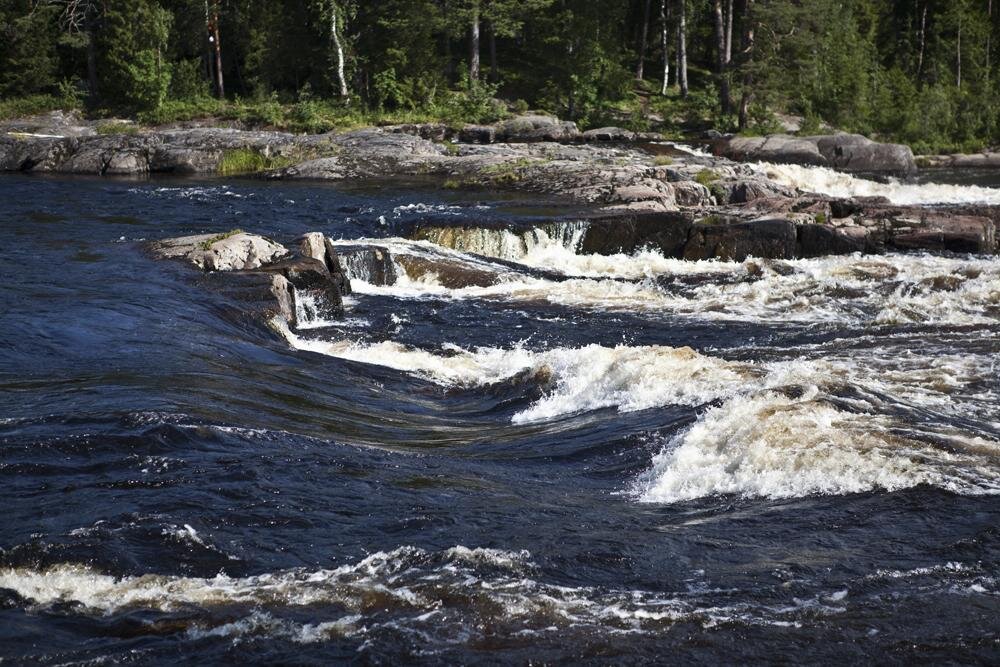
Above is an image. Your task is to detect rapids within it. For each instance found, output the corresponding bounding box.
[2,172,1000,663]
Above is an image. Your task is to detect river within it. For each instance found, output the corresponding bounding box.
[1,169,999,663]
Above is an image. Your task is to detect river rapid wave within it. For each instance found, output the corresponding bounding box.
[2,172,999,663]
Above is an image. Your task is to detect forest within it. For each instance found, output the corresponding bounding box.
[1,0,998,154]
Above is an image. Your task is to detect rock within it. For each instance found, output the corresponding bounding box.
[270,274,298,328]
[496,115,580,142]
[335,245,398,286]
[582,127,636,142]
[715,135,828,166]
[300,232,352,295]
[150,232,288,271]
[683,219,798,261]
[671,181,714,207]
[797,223,873,257]
[0,134,76,171]
[259,256,345,313]
[716,133,917,173]
[716,178,796,204]
[889,214,996,254]
[394,254,499,288]
[810,134,916,173]
[579,210,694,256]
[459,125,497,144]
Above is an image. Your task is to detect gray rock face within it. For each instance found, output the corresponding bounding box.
[683,219,799,261]
[300,232,352,295]
[716,133,916,173]
[582,127,636,142]
[496,115,580,142]
[810,134,916,174]
[716,135,828,166]
[149,232,288,271]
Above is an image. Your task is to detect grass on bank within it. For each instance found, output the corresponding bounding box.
[199,228,245,250]
[217,149,296,175]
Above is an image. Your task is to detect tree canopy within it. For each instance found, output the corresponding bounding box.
[1,0,997,153]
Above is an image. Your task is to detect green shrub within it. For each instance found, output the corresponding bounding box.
[653,156,674,166]
[695,168,720,186]
[217,149,294,175]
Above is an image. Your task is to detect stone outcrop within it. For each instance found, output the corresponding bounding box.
[715,133,916,173]
[149,232,288,271]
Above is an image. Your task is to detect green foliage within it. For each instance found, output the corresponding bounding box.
[217,149,294,175]
[97,0,173,112]
[0,5,61,98]
[695,169,720,186]
[199,228,245,250]
[814,213,828,225]
[170,60,211,100]
[653,156,674,166]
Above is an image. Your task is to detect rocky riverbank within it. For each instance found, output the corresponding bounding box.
[6,110,999,262]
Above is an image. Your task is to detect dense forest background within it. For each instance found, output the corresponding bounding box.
[1,0,997,153]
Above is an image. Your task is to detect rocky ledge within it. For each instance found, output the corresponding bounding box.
[7,111,999,260]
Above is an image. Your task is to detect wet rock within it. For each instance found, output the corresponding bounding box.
[797,223,873,257]
[336,245,399,286]
[259,256,345,312]
[394,254,499,288]
[300,232,352,295]
[270,274,298,328]
[579,210,694,256]
[683,218,798,261]
[888,214,996,254]
[0,134,76,171]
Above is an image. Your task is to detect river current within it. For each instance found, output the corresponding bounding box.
[1,169,1000,663]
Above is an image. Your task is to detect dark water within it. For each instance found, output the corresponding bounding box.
[2,174,1000,664]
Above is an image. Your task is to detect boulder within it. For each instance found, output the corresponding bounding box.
[582,127,636,142]
[715,135,828,166]
[579,210,694,256]
[259,256,345,313]
[810,134,916,173]
[459,125,497,144]
[150,232,288,271]
[683,219,798,261]
[299,232,352,295]
[797,223,873,257]
[715,178,796,204]
[270,274,298,328]
[495,115,580,142]
[888,214,996,254]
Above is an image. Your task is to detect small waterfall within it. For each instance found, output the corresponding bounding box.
[416,221,589,261]
[291,288,343,329]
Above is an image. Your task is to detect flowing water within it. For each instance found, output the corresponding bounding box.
[2,172,1000,664]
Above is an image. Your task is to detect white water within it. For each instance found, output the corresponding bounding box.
[0,545,859,640]
[754,162,1000,205]
[297,207,1000,502]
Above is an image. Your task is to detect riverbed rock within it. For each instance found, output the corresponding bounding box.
[683,219,799,261]
[888,213,996,254]
[716,133,916,173]
[300,232,352,295]
[496,115,580,142]
[270,274,298,327]
[151,232,288,271]
[583,127,636,142]
[579,210,695,256]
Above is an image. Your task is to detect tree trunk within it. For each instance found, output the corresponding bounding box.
[489,22,498,82]
[636,0,651,80]
[917,3,927,78]
[724,0,733,64]
[85,25,98,102]
[956,13,962,88]
[738,0,755,130]
[469,2,480,82]
[677,0,688,98]
[329,2,349,101]
[207,0,224,99]
[988,0,993,76]
[713,0,731,115]
[660,0,670,94]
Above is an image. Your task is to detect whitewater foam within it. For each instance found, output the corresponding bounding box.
[753,162,1000,205]
[275,320,756,423]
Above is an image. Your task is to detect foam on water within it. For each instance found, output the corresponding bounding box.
[0,545,853,641]
[753,162,1000,205]
[275,320,755,424]
[342,243,1000,327]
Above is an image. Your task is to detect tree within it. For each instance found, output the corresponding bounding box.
[97,0,173,110]
[713,0,731,114]
[636,0,651,80]
[677,0,688,97]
